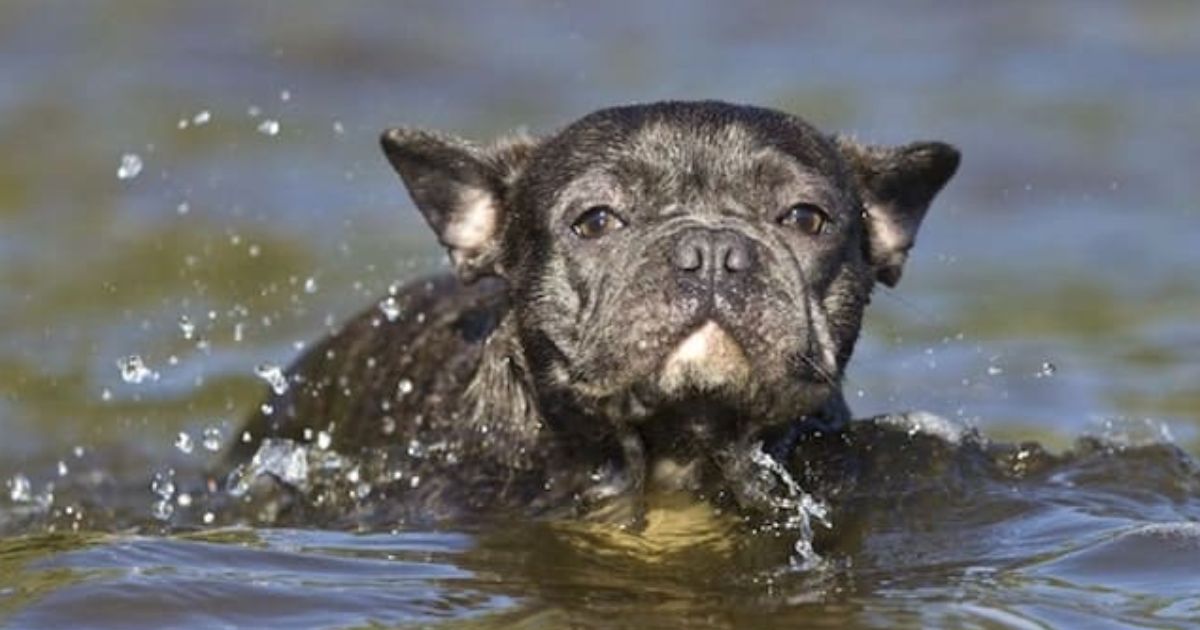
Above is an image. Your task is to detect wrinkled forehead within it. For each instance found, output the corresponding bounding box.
[532,111,850,209]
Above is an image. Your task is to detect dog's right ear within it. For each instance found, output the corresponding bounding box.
[381,128,538,282]
[836,137,960,288]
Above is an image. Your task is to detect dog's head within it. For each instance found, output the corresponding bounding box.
[382,101,958,439]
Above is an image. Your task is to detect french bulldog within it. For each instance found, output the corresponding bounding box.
[228,100,959,525]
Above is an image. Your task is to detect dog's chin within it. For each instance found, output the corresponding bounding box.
[655,321,751,396]
[566,319,832,426]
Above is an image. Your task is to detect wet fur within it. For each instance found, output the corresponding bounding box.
[230,101,959,524]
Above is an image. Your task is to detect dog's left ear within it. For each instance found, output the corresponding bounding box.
[381,128,538,281]
[837,138,960,287]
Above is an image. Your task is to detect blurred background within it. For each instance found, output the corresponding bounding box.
[2,0,1198,484]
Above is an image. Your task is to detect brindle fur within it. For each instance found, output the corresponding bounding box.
[230,101,959,524]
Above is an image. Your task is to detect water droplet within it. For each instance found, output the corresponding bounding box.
[101,387,112,401]
[176,201,190,215]
[986,365,1004,376]
[248,244,261,257]
[316,431,332,450]
[247,105,261,117]
[117,153,143,180]
[381,416,396,435]
[193,110,211,125]
[409,475,421,488]
[333,120,344,134]
[254,363,289,395]
[378,296,402,322]
[202,426,222,452]
[116,355,154,383]
[152,499,174,520]
[396,378,413,396]
[176,492,193,507]
[178,315,195,340]
[260,402,274,416]
[1036,361,1057,378]
[202,511,215,524]
[7,474,32,502]
[257,119,280,136]
[175,432,194,454]
[303,276,318,294]
[279,89,291,102]
[57,461,69,477]
[73,445,85,458]
[150,469,176,501]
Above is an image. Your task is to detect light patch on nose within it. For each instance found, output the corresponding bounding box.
[658,321,750,393]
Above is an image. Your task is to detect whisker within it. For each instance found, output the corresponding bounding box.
[875,285,946,328]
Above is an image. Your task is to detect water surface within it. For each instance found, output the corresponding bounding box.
[2,2,1199,628]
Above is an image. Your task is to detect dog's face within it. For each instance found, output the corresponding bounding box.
[382,101,958,438]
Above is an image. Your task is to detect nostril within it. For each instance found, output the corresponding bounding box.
[723,243,751,272]
[673,239,704,272]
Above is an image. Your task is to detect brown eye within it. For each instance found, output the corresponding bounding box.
[571,205,627,239]
[777,203,828,235]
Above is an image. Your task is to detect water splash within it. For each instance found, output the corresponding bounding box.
[7,474,32,502]
[747,444,831,571]
[379,296,402,322]
[877,411,972,444]
[1091,416,1176,449]
[254,363,289,395]
[257,119,280,136]
[226,438,354,499]
[248,439,308,489]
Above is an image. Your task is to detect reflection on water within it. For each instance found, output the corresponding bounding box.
[2,1,1199,628]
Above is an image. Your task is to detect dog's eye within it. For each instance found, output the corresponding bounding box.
[777,203,828,235]
[571,205,627,239]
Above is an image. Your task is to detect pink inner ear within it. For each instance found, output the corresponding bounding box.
[443,187,500,252]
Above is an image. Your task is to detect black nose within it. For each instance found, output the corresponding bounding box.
[672,228,756,278]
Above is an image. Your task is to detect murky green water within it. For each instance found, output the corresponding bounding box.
[2,2,1199,628]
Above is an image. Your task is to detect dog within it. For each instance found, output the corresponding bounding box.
[228,100,959,526]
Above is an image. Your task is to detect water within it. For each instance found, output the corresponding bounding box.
[2,1,1199,628]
